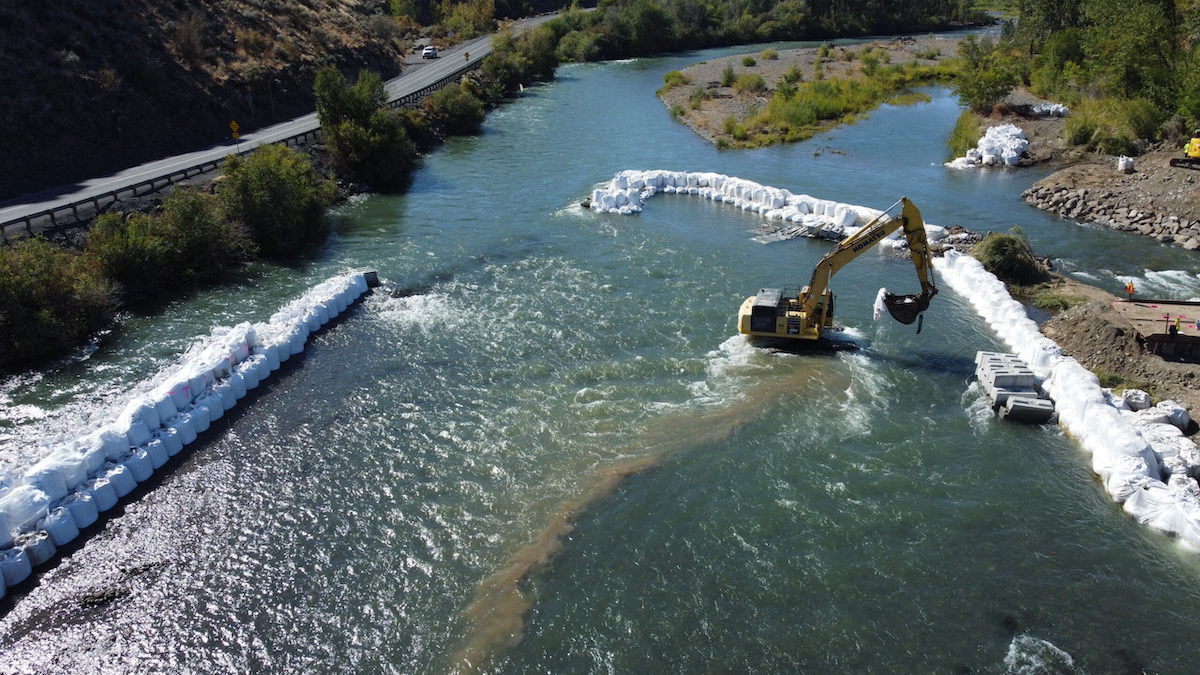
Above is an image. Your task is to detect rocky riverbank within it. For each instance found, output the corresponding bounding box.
[1020,152,1200,250]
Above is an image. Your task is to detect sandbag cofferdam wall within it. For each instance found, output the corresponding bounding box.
[0,271,373,595]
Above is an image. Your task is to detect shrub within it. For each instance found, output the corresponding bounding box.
[424,83,486,136]
[173,13,205,62]
[1063,98,1160,155]
[327,110,419,191]
[760,49,778,61]
[947,110,982,159]
[661,70,690,91]
[973,230,1049,285]
[219,145,334,258]
[742,55,757,67]
[733,73,766,93]
[0,237,112,369]
[720,63,735,87]
[782,64,803,84]
[315,66,419,190]
[88,190,254,299]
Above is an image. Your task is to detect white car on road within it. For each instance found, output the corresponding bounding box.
[421,46,438,59]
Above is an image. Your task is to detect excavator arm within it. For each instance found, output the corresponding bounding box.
[801,197,938,325]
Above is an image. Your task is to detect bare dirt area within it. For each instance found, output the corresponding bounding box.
[1042,282,1200,414]
[658,35,962,146]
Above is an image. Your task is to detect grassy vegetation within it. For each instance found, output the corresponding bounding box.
[973,229,1050,286]
[721,59,956,147]
[658,70,690,94]
[1093,365,1155,397]
[948,109,983,159]
[1064,98,1160,156]
[742,56,757,67]
[760,49,778,61]
[1009,282,1086,312]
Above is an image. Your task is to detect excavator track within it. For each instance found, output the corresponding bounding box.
[1169,157,1200,170]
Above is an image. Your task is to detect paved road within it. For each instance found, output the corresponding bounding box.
[0,15,555,236]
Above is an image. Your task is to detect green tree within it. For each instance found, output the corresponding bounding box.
[424,84,486,135]
[0,237,112,368]
[219,145,335,257]
[86,189,254,302]
[314,66,420,190]
[952,36,1018,112]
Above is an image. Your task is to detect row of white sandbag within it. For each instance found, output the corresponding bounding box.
[0,271,369,594]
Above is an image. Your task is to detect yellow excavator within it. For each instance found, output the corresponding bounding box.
[1169,131,1200,170]
[737,197,938,345]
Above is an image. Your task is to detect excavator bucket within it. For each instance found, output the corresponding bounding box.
[882,292,931,325]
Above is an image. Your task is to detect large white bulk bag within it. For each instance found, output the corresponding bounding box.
[103,463,137,498]
[229,371,247,400]
[214,381,237,412]
[189,403,212,433]
[143,439,169,469]
[1,485,51,532]
[288,327,307,356]
[0,547,32,587]
[81,477,118,512]
[61,494,101,532]
[122,448,153,483]
[166,381,192,410]
[188,372,212,401]
[0,512,10,549]
[127,398,161,431]
[198,392,224,422]
[23,464,68,503]
[155,427,183,457]
[49,453,88,490]
[17,530,56,566]
[77,435,109,475]
[169,413,197,446]
[123,417,153,448]
[238,356,264,390]
[153,392,179,423]
[40,506,79,547]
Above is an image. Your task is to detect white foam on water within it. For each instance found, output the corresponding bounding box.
[1003,634,1080,675]
[837,352,888,437]
[689,335,774,405]
[376,292,463,333]
[961,381,995,433]
[1116,269,1200,300]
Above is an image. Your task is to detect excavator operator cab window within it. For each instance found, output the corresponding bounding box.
[750,288,783,333]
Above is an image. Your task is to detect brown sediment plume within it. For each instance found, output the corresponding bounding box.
[449,361,842,673]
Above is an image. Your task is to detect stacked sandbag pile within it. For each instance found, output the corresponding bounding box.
[588,170,948,246]
[937,251,1200,550]
[0,271,370,593]
[945,124,1030,169]
[1030,103,1069,117]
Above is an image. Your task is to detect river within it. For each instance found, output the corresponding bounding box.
[4,38,1200,673]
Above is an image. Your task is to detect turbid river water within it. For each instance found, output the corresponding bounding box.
[4,37,1200,673]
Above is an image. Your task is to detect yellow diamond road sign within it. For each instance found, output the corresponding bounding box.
[230,120,240,139]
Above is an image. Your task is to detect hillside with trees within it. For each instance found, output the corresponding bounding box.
[952,0,1200,153]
